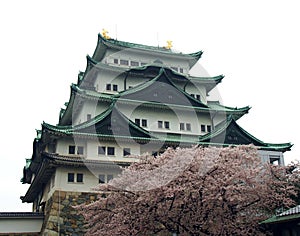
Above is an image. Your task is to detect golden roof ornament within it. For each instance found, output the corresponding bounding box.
[165,40,173,49]
[102,29,110,40]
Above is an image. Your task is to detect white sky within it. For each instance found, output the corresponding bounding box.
[0,0,299,212]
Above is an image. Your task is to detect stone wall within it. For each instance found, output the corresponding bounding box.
[41,190,98,236]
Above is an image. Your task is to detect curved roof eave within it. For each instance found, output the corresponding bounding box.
[93,33,203,67]
[197,142,292,152]
[116,67,209,109]
[79,60,223,94]
[43,102,155,141]
[92,34,109,62]
[69,83,250,117]
[58,85,76,126]
[209,103,250,120]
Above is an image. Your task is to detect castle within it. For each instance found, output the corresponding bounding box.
[3,32,292,235]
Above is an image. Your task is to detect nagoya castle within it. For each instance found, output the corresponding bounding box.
[15,31,292,235]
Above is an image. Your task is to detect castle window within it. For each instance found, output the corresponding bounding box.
[207,125,212,133]
[99,174,105,183]
[201,125,206,132]
[270,155,280,165]
[141,119,147,127]
[196,95,201,101]
[69,145,76,154]
[190,94,195,98]
[68,173,75,182]
[186,123,191,131]
[87,114,92,121]
[135,118,140,126]
[113,58,118,64]
[180,123,185,130]
[99,174,114,183]
[179,68,184,73]
[113,84,118,91]
[106,84,111,91]
[107,175,114,183]
[130,61,139,66]
[77,173,83,183]
[107,147,115,156]
[123,148,131,156]
[158,120,170,129]
[120,59,129,66]
[68,173,84,183]
[77,146,84,155]
[69,145,84,155]
[164,121,170,129]
[98,146,106,155]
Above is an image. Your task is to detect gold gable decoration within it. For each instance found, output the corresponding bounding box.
[165,40,173,50]
[102,29,111,40]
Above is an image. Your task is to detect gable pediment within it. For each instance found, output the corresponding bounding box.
[119,68,208,108]
[200,118,266,147]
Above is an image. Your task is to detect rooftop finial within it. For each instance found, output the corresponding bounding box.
[165,40,173,50]
[102,29,111,40]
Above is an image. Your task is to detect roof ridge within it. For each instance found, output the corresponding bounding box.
[98,33,202,57]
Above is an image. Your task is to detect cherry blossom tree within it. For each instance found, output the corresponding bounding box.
[78,145,300,235]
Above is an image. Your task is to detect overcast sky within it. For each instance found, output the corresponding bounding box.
[1,0,299,212]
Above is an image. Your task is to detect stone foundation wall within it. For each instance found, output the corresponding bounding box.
[41,190,98,236]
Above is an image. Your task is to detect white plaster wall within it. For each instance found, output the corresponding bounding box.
[118,104,212,135]
[125,75,149,90]
[0,218,43,233]
[184,83,207,104]
[86,140,140,160]
[139,142,171,156]
[73,100,110,125]
[95,69,126,93]
[103,48,190,73]
[211,112,228,127]
[196,112,214,134]
[52,167,122,193]
[55,138,86,156]
[258,150,285,165]
[56,138,139,161]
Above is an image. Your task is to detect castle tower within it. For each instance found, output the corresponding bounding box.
[21,33,292,235]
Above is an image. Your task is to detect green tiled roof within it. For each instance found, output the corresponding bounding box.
[98,33,202,57]
[261,205,300,224]
[79,58,223,93]
[116,67,208,108]
[69,83,250,118]
[124,62,224,85]
[44,101,202,145]
[45,99,250,147]
[187,75,224,92]
[44,102,154,141]
[92,34,203,68]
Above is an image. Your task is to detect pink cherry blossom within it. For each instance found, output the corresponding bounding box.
[77,145,300,235]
